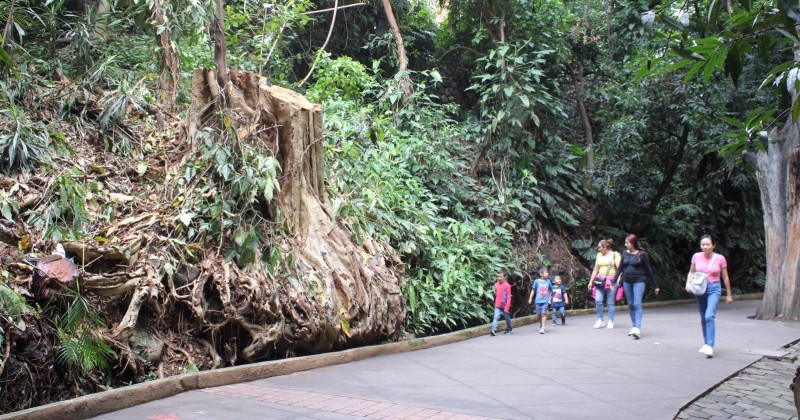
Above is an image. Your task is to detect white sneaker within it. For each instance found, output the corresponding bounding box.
[627,328,635,336]
[606,321,614,329]
[539,326,546,334]
[593,319,603,329]
[631,327,640,339]
[703,346,714,358]
[699,344,710,353]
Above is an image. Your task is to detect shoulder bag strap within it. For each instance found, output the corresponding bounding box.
[704,253,717,275]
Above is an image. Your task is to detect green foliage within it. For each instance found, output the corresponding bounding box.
[52,284,116,374]
[26,171,91,242]
[224,0,311,78]
[0,83,52,173]
[0,281,34,358]
[0,189,19,222]
[641,0,794,147]
[169,127,281,267]
[469,43,562,137]
[306,53,375,102]
[324,71,516,335]
[0,282,32,322]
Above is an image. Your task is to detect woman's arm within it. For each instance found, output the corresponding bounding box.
[612,253,625,283]
[642,253,659,295]
[722,266,733,304]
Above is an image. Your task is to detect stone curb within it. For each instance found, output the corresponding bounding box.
[1,293,764,420]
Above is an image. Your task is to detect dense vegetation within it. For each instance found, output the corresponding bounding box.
[2,0,793,412]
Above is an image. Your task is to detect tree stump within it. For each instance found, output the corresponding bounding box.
[183,69,405,361]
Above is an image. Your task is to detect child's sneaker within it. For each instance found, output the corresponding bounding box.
[561,315,565,325]
[699,344,710,353]
[593,319,603,329]
[539,326,546,334]
[627,328,635,336]
[490,330,497,336]
[504,329,514,335]
[631,327,640,339]
[552,320,558,326]
[606,321,614,329]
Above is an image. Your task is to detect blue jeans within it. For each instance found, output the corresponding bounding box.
[552,306,565,322]
[595,286,616,321]
[697,281,722,347]
[623,281,645,328]
[492,307,512,332]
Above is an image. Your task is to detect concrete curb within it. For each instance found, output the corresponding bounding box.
[2,293,764,420]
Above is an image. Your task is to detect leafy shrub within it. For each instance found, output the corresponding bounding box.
[306,53,375,103]
[323,72,516,336]
[0,85,52,173]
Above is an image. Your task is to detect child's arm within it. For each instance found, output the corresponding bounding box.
[565,290,570,305]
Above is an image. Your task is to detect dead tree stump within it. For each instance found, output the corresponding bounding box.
[182,69,405,361]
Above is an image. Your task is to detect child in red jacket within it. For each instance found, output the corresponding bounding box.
[491,269,513,336]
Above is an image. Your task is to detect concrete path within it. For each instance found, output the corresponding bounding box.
[97,300,800,420]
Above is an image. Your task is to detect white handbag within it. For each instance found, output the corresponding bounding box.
[686,253,716,296]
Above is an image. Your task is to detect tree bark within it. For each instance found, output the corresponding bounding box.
[213,0,229,92]
[381,0,411,96]
[755,116,800,320]
[152,0,179,109]
[92,0,110,40]
[569,61,593,190]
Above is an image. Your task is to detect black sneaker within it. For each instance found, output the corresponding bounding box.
[490,330,497,336]
[504,329,513,335]
[561,316,566,325]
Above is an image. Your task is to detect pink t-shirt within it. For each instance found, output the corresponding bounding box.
[691,252,728,283]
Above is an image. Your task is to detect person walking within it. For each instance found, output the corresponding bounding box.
[688,234,733,357]
[612,234,659,339]
[528,267,553,334]
[490,269,513,336]
[551,275,570,326]
[588,239,621,329]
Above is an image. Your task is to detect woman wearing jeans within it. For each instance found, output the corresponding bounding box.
[612,234,659,339]
[588,239,621,329]
[688,234,733,357]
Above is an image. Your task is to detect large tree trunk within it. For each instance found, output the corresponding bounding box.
[755,115,800,320]
[213,0,229,91]
[152,0,179,109]
[184,69,406,360]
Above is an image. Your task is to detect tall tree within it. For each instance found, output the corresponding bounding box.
[381,0,411,96]
[644,0,800,319]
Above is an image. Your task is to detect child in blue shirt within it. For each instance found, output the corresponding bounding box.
[528,267,553,334]
[551,275,569,326]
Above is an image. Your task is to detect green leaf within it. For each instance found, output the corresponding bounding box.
[177,212,196,226]
[685,60,705,81]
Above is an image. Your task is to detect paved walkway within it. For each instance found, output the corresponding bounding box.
[96,300,800,420]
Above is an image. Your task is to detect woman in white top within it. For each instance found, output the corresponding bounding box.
[688,234,733,358]
[588,239,621,329]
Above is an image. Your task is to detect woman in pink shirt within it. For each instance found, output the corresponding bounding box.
[687,234,733,358]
